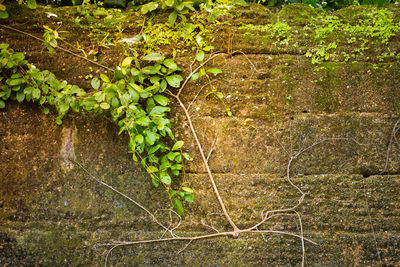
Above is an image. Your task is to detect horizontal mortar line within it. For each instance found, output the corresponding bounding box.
[3,227,400,238]
[184,171,400,176]
[185,112,400,120]
[2,31,399,64]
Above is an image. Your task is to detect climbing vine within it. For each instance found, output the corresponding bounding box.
[0,44,203,214]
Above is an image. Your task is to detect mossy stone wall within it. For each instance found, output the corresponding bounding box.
[1,2,400,266]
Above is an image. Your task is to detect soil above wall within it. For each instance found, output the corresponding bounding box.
[1,2,400,266]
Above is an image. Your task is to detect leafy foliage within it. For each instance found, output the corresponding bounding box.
[256,0,400,10]
[0,44,195,215]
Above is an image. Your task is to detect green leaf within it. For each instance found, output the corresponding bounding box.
[55,117,62,125]
[196,36,203,47]
[143,53,164,62]
[150,106,170,115]
[147,166,159,173]
[12,52,25,62]
[168,10,177,26]
[111,97,119,107]
[16,90,25,102]
[146,98,155,114]
[128,82,143,93]
[182,186,193,193]
[165,0,174,7]
[141,66,157,75]
[100,74,110,83]
[70,100,79,112]
[165,74,183,88]
[160,79,167,92]
[121,57,133,67]
[182,152,193,161]
[135,134,144,144]
[163,59,178,70]
[32,88,41,99]
[167,151,177,161]
[26,0,37,9]
[191,72,201,81]
[170,190,177,199]
[173,198,184,216]
[140,2,158,14]
[160,172,171,185]
[91,77,100,90]
[145,131,157,145]
[196,50,205,62]
[150,75,161,84]
[153,94,170,106]
[0,11,8,19]
[58,103,69,115]
[148,144,161,154]
[100,102,110,109]
[207,68,222,75]
[184,193,194,203]
[0,99,5,109]
[172,140,184,151]
[43,107,49,114]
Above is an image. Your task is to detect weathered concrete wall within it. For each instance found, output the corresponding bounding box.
[1,2,400,266]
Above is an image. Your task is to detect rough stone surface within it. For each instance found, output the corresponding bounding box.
[1,2,400,266]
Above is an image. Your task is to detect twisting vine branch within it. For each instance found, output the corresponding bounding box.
[0,24,111,71]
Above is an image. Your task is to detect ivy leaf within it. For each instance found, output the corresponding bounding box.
[91,77,100,90]
[182,186,193,193]
[191,72,201,81]
[26,0,37,9]
[128,83,143,93]
[141,66,157,75]
[100,102,110,109]
[0,99,5,109]
[147,166,159,173]
[150,106,170,115]
[172,140,184,151]
[58,103,69,115]
[140,2,158,14]
[184,193,194,203]
[32,88,41,99]
[163,59,178,70]
[168,10,177,26]
[143,53,164,62]
[0,11,8,19]
[166,74,183,88]
[160,172,171,185]
[153,94,170,106]
[173,198,184,216]
[121,57,133,67]
[160,79,167,92]
[12,53,25,62]
[182,152,193,161]
[207,68,222,75]
[135,134,144,144]
[196,50,205,62]
[148,144,161,154]
[100,74,110,83]
[16,91,25,102]
[145,131,157,145]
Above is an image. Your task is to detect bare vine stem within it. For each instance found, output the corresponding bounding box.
[70,159,172,233]
[0,24,111,71]
[380,117,400,174]
[170,52,241,234]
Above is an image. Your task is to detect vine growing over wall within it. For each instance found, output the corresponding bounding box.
[0,43,206,215]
